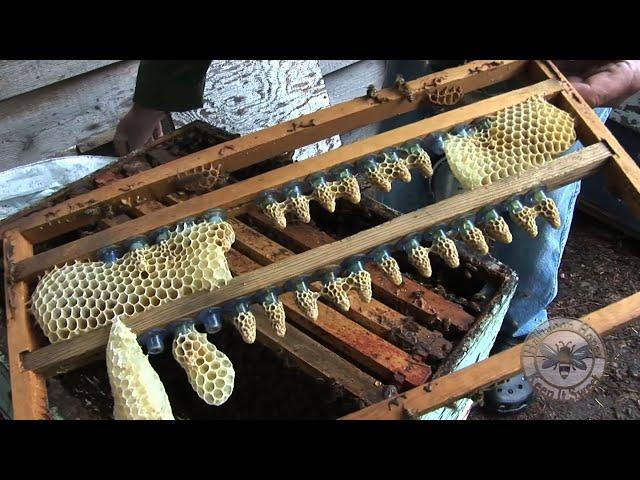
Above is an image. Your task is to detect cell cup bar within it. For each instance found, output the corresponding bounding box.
[93,124,561,355]
[21,141,613,377]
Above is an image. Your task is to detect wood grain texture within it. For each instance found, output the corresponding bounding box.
[20,142,613,376]
[171,60,342,161]
[342,291,640,419]
[323,60,388,146]
[323,60,388,105]
[3,231,48,419]
[318,60,360,76]
[10,60,526,242]
[0,60,139,172]
[0,60,120,102]
[14,76,558,281]
[252,311,383,404]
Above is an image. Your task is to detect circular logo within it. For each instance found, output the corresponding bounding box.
[521,317,607,402]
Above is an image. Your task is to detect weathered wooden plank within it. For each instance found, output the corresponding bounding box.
[252,311,383,405]
[10,60,527,243]
[323,60,388,105]
[171,60,342,161]
[20,142,613,376]
[97,214,131,229]
[226,249,431,387]
[244,210,475,334]
[0,60,120,102]
[14,76,559,281]
[319,60,360,76]
[341,291,640,420]
[323,60,388,146]
[3,231,48,419]
[0,60,139,172]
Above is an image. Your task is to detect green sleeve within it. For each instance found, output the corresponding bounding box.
[132,60,212,112]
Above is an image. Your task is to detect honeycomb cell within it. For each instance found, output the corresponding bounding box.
[458,222,489,255]
[378,256,403,286]
[311,175,361,213]
[106,318,174,420]
[366,153,413,192]
[172,323,235,406]
[262,300,286,337]
[509,204,539,237]
[444,96,576,190]
[31,220,234,343]
[407,245,433,278]
[430,233,460,269]
[483,213,513,244]
[233,311,257,344]
[294,290,321,321]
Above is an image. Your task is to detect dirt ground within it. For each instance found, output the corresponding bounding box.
[471,210,640,420]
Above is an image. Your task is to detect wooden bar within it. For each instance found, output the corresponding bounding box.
[253,309,383,405]
[14,79,566,282]
[341,291,640,419]
[98,214,132,229]
[3,231,48,419]
[244,211,475,334]
[20,142,613,377]
[227,249,431,388]
[11,60,527,243]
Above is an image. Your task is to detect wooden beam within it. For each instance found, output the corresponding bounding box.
[253,313,383,405]
[244,211,474,334]
[12,60,527,243]
[227,249,431,388]
[340,291,640,419]
[21,142,613,376]
[0,60,121,101]
[14,78,565,282]
[3,231,48,419]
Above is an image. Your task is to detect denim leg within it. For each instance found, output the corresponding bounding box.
[493,107,612,338]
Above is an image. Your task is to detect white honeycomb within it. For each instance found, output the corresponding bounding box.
[262,300,286,337]
[294,290,321,321]
[321,271,372,312]
[312,176,361,213]
[172,323,235,406]
[378,257,403,286]
[232,310,257,344]
[263,195,312,230]
[444,95,576,190]
[106,317,174,420]
[366,156,412,192]
[31,220,234,343]
[406,234,459,278]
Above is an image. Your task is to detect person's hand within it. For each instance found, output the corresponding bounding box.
[556,60,640,108]
[113,104,166,156]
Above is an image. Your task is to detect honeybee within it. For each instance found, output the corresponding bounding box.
[539,341,592,379]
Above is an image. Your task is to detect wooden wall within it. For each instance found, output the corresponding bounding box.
[0,60,389,173]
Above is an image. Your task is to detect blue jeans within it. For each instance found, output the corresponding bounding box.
[495,107,612,338]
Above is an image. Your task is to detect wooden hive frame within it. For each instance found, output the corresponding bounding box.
[3,60,640,420]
